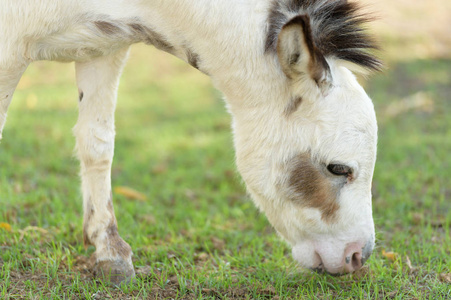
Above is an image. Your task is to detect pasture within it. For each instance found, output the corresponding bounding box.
[1,1,450,299]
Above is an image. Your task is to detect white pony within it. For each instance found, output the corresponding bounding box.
[0,0,381,283]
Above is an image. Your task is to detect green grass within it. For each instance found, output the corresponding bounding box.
[1,45,450,299]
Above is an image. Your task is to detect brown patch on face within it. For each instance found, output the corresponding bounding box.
[94,21,121,35]
[288,154,340,222]
[129,23,175,53]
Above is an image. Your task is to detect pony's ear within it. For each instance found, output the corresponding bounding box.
[277,15,332,93]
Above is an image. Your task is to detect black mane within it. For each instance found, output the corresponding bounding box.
[265,0,382,71]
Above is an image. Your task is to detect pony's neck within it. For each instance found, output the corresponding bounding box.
[127,0,285,108]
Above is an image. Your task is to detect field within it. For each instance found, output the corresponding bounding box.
[1,2,450,299]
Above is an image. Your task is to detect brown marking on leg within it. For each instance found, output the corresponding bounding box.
[83,198,94,247]
[83,225,91,247]
[94,20,122,35]
[107,191,114,215]
[85,192,135,284]
[105,221,132,260]
[83,194,111,247]
[105,191,132,260]
[79,91,84,102]
[288,153,340,222]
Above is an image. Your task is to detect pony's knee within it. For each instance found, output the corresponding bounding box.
[73,122,115,167]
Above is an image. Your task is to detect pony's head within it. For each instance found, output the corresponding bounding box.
[228,0,381,275]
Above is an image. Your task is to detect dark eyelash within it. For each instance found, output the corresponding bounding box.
[327,164,352,176]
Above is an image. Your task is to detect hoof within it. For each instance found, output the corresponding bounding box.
[93,259,135,285]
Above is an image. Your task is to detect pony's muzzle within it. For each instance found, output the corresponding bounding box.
[310,240,374,275]
[292,236,375,275]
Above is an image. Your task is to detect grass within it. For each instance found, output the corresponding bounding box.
[1,41,450,300]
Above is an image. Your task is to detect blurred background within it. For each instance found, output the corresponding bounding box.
[363,0,451,61]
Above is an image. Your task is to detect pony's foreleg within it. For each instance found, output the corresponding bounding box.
[0,64,28,140]
[73,47,134,284]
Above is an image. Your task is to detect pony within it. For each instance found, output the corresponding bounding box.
[0,0,381,284]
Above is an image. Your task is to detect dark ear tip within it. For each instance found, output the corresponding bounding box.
[283,15,310,29]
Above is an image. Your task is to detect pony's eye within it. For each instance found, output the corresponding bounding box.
[327,164,352,176]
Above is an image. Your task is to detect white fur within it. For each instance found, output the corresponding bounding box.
[0,0,378,275]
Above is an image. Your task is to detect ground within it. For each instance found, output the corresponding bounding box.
[0,1,450,299]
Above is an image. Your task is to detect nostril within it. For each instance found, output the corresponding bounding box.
[351,252,362,270]
[310,252,324,273]
[343,243,365,273]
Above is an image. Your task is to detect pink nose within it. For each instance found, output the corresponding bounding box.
[342,242,365,273]
[313,241,373,275]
